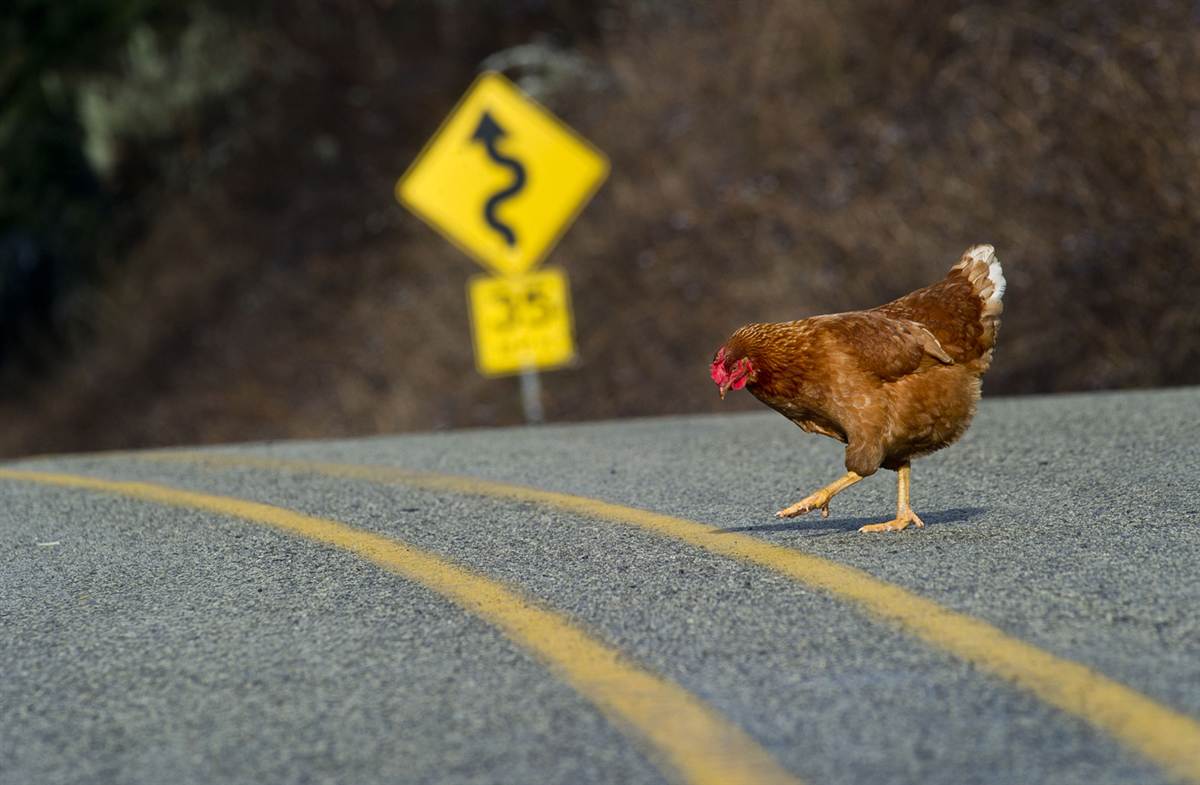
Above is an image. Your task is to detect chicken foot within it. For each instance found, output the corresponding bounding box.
[776,471,863,519]
[859,463,925,533]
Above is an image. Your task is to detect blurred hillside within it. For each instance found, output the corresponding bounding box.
[2,0,1198,459]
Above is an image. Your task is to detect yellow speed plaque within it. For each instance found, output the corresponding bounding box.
[467,267,576,376]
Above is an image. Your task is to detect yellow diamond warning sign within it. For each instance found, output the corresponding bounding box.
[468,267,576,376]
[396,72,609,277]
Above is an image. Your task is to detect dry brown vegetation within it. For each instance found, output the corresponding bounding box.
[2,0,1198,458]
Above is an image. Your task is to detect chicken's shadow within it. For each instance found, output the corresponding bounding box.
[718,506,987,535]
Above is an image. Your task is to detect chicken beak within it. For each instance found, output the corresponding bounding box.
[719,382,731,400]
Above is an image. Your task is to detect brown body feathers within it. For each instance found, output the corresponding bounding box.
[716,245,1005,477]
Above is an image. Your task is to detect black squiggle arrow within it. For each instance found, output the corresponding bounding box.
[470,110,526,248]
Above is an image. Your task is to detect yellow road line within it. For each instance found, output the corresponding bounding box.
[147,452,1200,784]
[0,468,801,785]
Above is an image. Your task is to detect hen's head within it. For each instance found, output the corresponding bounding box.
[710,346,756,400]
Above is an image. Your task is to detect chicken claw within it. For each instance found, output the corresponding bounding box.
[775,492,833,519]
[859,464,924,533]
[775,471,863,519]
[858,509,925,533]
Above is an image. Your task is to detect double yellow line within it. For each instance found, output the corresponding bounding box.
[0,466,799,785]
[6,454,1200,784]
[154,453,1200,784]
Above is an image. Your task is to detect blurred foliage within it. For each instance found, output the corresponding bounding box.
[0,0,250,371]
[1,0,1198,458]
[1,0,167,369]
[77,7,249,178]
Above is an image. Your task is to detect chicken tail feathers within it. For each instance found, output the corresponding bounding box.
[951,244,1004,348]
[954,244,1005,316]
[873,243,1005,363]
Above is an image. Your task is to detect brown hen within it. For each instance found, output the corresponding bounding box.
[710,244,1005,532]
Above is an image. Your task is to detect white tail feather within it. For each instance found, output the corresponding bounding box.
[950,244,1005,351]
[962,244,1005,307]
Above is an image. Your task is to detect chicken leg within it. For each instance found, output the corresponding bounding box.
[859,463,925,533]
[776,471,863,518]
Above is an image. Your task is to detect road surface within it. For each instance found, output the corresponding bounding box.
[3,387,1199,785]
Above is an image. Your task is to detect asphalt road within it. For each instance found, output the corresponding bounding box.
[3,387,1199,785]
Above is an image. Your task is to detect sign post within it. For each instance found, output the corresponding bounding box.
[519,366,544,424]
[395,71,608,422]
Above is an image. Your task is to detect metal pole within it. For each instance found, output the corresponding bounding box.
[519,366,545,424]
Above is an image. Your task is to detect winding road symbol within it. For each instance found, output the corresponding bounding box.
[470,110,526,248]
[395,71,607,276]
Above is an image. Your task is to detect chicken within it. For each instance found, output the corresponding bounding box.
[710,244,1005,532]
